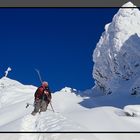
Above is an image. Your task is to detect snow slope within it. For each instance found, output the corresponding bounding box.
[0,77,140,140]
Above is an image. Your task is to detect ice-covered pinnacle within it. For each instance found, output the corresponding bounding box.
[93,2,140,94]
[109,2,140,51]
[121,1,136,7]
[116,1,139,23]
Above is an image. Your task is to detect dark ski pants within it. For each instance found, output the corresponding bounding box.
[33,99,49,113]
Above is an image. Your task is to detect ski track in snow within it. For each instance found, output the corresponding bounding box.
[19,111,85,140]
[20,108,86,131]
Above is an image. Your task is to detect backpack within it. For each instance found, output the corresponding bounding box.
[35,86,52,102]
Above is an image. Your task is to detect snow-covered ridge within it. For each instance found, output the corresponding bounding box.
[60,87,77,93]
[0,77,35,89]
[93,1,140,95]
[0,77,23,87]
[0,77,36,109]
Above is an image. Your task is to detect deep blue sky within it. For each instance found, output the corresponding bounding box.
[0,8,118,92]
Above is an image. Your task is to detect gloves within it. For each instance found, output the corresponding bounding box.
[44,91,49,96]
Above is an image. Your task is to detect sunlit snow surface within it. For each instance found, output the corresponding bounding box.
[0,77,140,140]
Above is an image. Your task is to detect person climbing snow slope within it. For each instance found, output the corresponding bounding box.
[31,81,52,116]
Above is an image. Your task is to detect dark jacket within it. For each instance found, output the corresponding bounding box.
[34,86,52,102]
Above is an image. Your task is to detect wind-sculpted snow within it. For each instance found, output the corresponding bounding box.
[124,105,140,117]
[93,2,140,94]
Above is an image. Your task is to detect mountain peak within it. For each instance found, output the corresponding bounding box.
[111,2,140,33]
[122,1,136,7]
[93,2,140,95]
[116,1,139,20]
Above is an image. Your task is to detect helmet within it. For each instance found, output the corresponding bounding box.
[42,81,48,87]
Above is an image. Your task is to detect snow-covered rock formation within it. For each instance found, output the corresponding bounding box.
[93,2,140,95]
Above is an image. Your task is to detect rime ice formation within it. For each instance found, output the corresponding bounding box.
[93,2,140,94]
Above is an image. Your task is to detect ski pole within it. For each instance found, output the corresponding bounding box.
[49,102,55,112]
